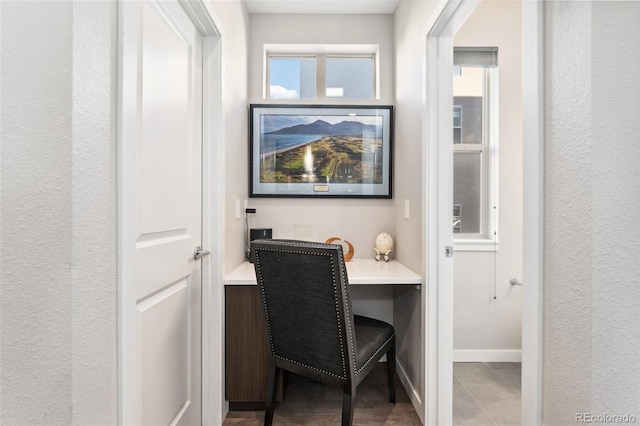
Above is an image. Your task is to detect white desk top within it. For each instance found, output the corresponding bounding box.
[224,258,422,286]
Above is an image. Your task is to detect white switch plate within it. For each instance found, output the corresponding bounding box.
[235,199,241,219]
[404,199,410,220]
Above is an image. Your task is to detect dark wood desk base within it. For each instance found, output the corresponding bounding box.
[225,286,283,407]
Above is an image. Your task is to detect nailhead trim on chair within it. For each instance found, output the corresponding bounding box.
[273,355,346,381]
[336,250,358,376]
[254,242,348,381]
[356,335,394,375]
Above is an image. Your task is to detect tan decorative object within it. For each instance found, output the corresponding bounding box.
[325,237,355,262]
[374,233,393,262]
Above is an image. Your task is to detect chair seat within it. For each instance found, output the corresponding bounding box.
[354,315,395,373]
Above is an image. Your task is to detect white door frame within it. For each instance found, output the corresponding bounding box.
[423,1,543,424]
[117,1,225,424]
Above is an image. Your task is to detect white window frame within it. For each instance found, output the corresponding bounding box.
[453,66,499,252]
[264,44,379,100]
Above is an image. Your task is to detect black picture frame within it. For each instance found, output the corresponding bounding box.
[249,104,393,198]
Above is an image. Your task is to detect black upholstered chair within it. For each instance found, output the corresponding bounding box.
[251,239,396,426]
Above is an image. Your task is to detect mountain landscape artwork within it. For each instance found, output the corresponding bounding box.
[259,114,384,184]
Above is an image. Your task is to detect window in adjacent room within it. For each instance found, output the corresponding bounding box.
[266,45,378,100]
[452,47,498,246]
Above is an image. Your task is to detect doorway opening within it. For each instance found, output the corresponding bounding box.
[423,1,543,424]
[451,4,523,424]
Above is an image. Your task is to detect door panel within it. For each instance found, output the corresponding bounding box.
[132,1,203,424]
[138,278,190,425]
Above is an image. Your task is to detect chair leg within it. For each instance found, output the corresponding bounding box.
[264,362,279,426]
[341,386,356,426]
[387,337,396,405]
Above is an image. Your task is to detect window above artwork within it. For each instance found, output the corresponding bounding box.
[264,44,379,100]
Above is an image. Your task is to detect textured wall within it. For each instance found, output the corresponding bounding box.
[1,1,117,423]
[1,2,74,423]
[589,1,640,416]
[544,2,593,421]
[71,2,118,424]
[543,1,640,422]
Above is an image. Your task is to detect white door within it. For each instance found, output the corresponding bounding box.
[124,1,203,424]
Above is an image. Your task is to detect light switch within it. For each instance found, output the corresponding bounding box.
[404,199,410,220]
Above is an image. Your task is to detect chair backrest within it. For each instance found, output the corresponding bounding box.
[251,239,357,386]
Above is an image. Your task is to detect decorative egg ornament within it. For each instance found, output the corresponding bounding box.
[374,233,393,262]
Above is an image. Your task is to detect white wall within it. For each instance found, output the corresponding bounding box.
[1,1,118,423]
[243,14,395,261]
[543,1,640,423]
[210,0,252,274]
[393,0,440,415]
[452,0,523,360]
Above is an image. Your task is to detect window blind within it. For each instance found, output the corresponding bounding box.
[453,47,498,68]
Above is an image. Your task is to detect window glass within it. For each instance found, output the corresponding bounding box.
[325,57,374,99]
[453,152,482,234]
[453,67,483,144]
[452,64,493,238]
[269,58,316,99]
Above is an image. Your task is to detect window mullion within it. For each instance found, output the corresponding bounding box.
[453,144,484,153]
[317,53,327,99]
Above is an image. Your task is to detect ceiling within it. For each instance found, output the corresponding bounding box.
[244,0,400,15]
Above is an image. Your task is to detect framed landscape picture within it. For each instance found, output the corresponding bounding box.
[249,104,393,198]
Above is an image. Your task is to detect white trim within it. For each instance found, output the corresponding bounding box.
[425,3,480,424]
[521,2,544,425]
[117,3,139,423]
[396,359,422,412]
[453,239,500,252]
[117,1,225,424]
[201,34,225,426]
[453,350,522,363]
[181,2,227,423]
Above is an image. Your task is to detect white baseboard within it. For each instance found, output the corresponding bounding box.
[453,349,522,363]
[396,359,423,424]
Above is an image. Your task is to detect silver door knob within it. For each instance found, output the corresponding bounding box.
[194,246,211,260]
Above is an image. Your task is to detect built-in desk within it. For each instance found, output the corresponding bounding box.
[223,259,421,409]
[224,258,422,286]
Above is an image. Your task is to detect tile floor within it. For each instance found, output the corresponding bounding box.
[453,362,521,426]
